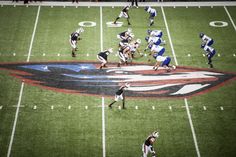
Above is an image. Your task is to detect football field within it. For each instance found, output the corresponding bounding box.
[0,2,236,157]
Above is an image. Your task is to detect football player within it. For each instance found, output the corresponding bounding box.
[201,44,216,68]
[108,83,130,109]
[130,38,142,58]
[117,28,132,40]
[144,6,157,26]
[153,55,176,72]
[97,48,113,69]
[114,6,131,25]
[199,33,214,46]
[117,44,132,67]
[142,131,159,157]
[147,29,163,38]
[69,27,84,57]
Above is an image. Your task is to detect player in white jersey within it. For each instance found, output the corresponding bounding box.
[130,39,142,58]
[201,44,216,68]
[142,131,159,157]
[144,6,157,26]
[147,29,163,38]
[153,55,176,72]
[199,33,214,46]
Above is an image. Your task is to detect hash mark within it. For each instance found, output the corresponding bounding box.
[118,106,121,110]
[33,105,37,110]
[68,106,71,110]
[169,106,172,111]
[152,106,155,110]
[51,106,54,110]
[220,106,224,110]
[203,106,207,110]
[85,106,88,110]
[0,106,2,110]
[135,106,138,110]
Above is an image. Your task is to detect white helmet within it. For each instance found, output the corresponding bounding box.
[152,131,159,138]
[129,33,134,38]
[125,82,130,88]
[76,27,84,33]
[127,28,132,33]
[108,48,113,53]
[136,39,141,44]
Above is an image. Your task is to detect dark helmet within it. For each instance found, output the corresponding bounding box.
[199,33,204,38]
[144,6,149,11]
[145,36,149,42]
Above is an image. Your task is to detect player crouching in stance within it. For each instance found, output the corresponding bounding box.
[97,48,113,69]
[142,131,159,157]
[114,6,131,25]
[199,33,214,46]
[153,55,176,72]
[117,44,132,67]
[108,83,130,109]
[144,6,157,26]
[201,44,216,68]
[69,27,84,57]
[130,38,142,58]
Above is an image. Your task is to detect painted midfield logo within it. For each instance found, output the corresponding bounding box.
[0,62,235,98]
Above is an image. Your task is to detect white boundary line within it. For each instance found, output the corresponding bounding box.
[224,6,236,31]
[184,98,201,157]
[100,6,106,157]
[161,6,178,66]
[1,1,236,7]
[7,6,41,157]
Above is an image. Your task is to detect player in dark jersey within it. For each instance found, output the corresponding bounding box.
[114,6,131,25]
[117,28,132,40]
[117,45,132,67]
[69,27,84,57]
[97,48,113,69]
[108,83,130,109]
[142,131,159,157]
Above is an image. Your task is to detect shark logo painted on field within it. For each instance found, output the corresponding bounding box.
[0,62,235,98]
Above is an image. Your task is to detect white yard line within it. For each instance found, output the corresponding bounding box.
[184,98,201,157]
[161,6,178,66]
[7,6,41,157]
[100,6,106,157]
[161,6,200,157]
[224,6,236,31]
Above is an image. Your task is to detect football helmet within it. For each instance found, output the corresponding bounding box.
[152,131,159,138]
[108,48,113,53]
[147,29,152,35]
[145,36,149,42]
[125,82,130,88]
[200,43,205,48]
[136,39,141,44]
[144,6,149,11]
[148,43,153,49]
[76,27,84,34]
[199,32,204,38]
[127,28,132,33]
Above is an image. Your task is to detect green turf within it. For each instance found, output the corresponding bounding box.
[0,5,236,157]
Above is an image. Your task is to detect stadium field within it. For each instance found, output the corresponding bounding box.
[0,2,236,157]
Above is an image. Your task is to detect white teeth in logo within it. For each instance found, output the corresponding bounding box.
[170,84,210,95]
[127,84,182,91]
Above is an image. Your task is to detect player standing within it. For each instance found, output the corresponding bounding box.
[108,83,130,109]
[69,27,84,57]
[144,6,157,26]
[97,48,113,69]
[142,131,159,157]
[114,6,131,25]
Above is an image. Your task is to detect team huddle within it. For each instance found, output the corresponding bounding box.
[68,6,218,157]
